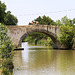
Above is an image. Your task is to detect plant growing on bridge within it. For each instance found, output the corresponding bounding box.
[59,25,75,49]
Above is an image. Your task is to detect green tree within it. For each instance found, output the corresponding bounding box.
[73,18,75,25]
[28,15,56,47]
[0,1,6,23]
[0,1,18,25]
[59,25,75,49]
[29,15,56,25]
[61,16,73,26]
[34,16,42,24]
[35,15,56,25]
[4,11,18,25]
[27,32,47,45]
[56,20,61,26]
[24,32,53,47]
[56,16,75,26]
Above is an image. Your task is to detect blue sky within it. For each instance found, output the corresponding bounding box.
[1,0,75,25]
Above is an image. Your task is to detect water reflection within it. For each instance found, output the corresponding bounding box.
[13,42,75,75]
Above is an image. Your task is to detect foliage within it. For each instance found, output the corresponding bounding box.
[56,20,62,26]
[2,59,13,75]
[73,18,75,25]
[27,32,47,45]
[59,25,75,49]
[0,1,18,25]
[61,16,73,26]
[28,16,75,49]
[56,16,75,26]
[44,37,53,47]
[36,37,53,47]
[0,23,14,58]
[24,32,53,47]
[29,15,56,25]
[0,1,6,23]
[0,23,14,75]
[4,11,18,25]
[28,15,57,47]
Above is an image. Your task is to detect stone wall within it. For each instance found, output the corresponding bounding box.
[7,25,61,49]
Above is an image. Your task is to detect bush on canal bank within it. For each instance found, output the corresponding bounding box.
[0,23,14,75]
[0,23,14,58]
[58,25,75,49]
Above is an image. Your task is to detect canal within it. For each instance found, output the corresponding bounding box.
[13,42,75,75]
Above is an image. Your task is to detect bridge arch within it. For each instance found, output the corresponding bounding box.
[19,29,59,49]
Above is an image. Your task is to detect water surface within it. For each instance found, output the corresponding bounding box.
[13,42,75,75]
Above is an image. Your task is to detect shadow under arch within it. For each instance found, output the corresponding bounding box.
[19,29,60,49]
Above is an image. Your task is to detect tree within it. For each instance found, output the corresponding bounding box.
[56,20,61,26]
[61,16,73,26]
[56,16,75,26]
[27,32,47,45]
[35,15,56,25]
[59,25,75,49]
[73,18,75,25]
[0,1,6,23]
[4,11,18,25]
[29,15,56,25]
[61,16,70,25]
[0,1,18,25]
[34,16,42,24]
[28,15,57,47]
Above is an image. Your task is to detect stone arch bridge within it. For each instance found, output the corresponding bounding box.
[7,25,62,49]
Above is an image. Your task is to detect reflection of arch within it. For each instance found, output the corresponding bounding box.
[19,29,59,49]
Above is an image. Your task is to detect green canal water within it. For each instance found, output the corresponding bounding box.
[13,42,75,75]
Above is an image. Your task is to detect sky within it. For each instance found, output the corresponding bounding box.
[1,0,75,25]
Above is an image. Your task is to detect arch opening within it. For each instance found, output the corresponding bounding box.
[19,29,60,49]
